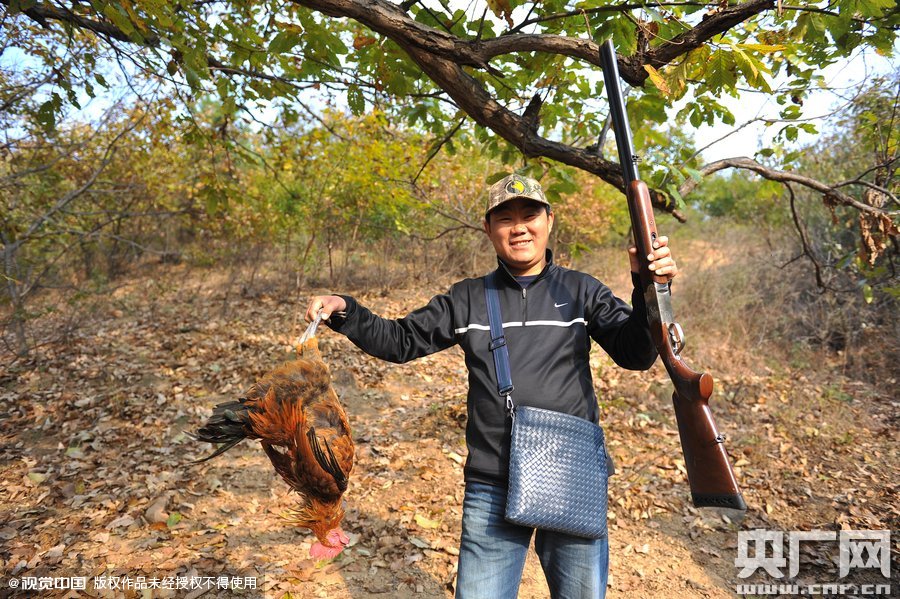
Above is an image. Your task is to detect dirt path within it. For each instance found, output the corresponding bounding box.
[1,266,896,598]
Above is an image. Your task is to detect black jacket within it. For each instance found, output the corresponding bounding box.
[327,250,658,485]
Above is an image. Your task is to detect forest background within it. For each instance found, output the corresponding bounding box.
[1,0,898,597]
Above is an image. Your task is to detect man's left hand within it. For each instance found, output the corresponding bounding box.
[628,236,677,281]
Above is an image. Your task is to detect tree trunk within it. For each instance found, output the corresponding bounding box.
[2,241,29,356]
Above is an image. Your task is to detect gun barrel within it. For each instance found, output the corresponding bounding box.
[600,40,639,185]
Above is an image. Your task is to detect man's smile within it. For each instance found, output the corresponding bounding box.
[483,197,552,276]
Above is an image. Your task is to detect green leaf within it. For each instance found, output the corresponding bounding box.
[166,512,182,527]
[65,446,85,458]
[855,0,894,17]
[100,3,136,37]
[689,107,702,128]
[596,17,637,56]
[665,184,685,209]
[65,87,81,110]
[684,167,704,183]
[861,283,873,304]
[347,84,365,115]
[807,13,827,35]
[667,165,686,185]
[707,50,736,91]
[732,48,759,80]
[27,472,47,484]
[828,2,855,43]
[268,31,302,54]
[780,105,802,120]
[37,98,58,133]
[548,178,578,196]
[183,65,202,90]
[755,71,774,94]
[182,46,209,78]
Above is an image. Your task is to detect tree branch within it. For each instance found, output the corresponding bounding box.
[414,117,466,184]
[619,0,774,81]
[405,224,478,241]
[680,156,899,217]
[509,2,711,34]
[10,0,891,228]
[0,0,352,102]
[512,1,889,36]
[0,0,161,46]
[6,110,147,254]
[786,183,826,290]
[10,0,764,218]
[292,0,684,217]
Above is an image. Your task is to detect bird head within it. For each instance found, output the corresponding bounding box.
[286,498,349,559]
[309,527,350,559]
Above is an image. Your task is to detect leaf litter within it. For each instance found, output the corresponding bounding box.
[0,264,896,598]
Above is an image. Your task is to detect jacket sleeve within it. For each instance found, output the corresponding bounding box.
[586,273,658,370]
[324,291,458,364]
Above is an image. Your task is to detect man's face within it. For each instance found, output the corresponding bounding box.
[483,198,554,276]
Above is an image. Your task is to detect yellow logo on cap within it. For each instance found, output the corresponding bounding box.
[506,178,526,194]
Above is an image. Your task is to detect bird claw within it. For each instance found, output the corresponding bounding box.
[300,312,324,345]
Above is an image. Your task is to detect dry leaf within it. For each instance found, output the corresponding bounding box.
[144,495,169,524]
[414,514,441,529]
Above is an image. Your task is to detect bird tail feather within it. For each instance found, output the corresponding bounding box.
[189,400,251,462]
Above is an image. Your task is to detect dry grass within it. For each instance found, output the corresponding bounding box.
[4,216,896,388]
[573,219,898,386]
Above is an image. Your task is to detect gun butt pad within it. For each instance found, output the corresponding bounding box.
[692,492,748,511]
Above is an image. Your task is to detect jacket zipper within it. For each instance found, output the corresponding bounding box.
[522,286,527,322]
[496,256,551,324]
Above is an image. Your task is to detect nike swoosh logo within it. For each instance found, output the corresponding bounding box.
[554,302,568,308]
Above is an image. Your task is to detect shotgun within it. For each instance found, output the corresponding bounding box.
[600,39,747,510]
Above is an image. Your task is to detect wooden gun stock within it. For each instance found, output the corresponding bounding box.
[601,38,746,510]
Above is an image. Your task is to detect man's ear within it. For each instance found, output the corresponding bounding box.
[482,218,491,235]
[548,210,554,233]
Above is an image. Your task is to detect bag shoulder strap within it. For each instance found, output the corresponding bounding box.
[484,271,514,401]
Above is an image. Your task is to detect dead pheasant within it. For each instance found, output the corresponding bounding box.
[190,314,354,558]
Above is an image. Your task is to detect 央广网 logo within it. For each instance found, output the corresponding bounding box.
[734,529,891,597]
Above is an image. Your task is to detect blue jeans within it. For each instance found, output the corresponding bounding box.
[456,482,609,599]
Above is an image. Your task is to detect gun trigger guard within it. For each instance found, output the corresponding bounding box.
[667,322,685,355]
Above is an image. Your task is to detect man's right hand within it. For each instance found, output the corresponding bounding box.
[305,295,347,322]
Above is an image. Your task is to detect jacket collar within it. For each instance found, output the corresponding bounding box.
[495,249,556,286]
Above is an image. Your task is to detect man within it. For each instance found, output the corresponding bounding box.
[305,174,677,598]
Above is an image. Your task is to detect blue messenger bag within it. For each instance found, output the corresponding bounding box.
[484,270,609,539]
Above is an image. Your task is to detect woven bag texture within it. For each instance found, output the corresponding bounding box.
[506,406,609,539]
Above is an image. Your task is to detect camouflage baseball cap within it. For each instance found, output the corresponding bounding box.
[486,174,550,217]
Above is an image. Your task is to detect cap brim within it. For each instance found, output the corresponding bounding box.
[485,196,551,217]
